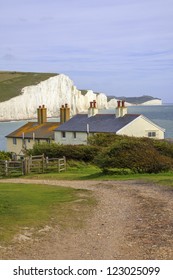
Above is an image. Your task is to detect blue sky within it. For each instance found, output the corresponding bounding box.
[1,0,173,103]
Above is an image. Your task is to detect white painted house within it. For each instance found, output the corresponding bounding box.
[54,100,165,145]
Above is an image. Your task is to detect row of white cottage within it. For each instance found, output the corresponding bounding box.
[6,101,165,155]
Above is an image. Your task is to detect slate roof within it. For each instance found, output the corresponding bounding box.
[54,114,140,133]
[6,122,60,139]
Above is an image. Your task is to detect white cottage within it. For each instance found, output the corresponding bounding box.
[54,100,165,145]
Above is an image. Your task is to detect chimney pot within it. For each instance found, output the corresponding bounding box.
[37,106,42,124]
[117,100,121,108]
[122,100,125,107]
[93,100,96,108]
[60,104,70,123]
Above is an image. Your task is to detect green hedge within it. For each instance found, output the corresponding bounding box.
[29,142,99,162]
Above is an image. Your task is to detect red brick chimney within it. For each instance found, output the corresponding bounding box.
[116,100,127,118]
[88,100,98,117]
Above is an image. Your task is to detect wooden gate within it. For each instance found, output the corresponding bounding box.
[26,155,45,174]
[45,156,66,173]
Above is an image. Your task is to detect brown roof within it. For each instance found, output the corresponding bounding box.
[6,122,60,140]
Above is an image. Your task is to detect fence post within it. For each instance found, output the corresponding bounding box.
[28,157,31,174]
[42,154,44,173]
[23,158,28,175]
[58,159,60,172]
[45,156,48,171]
[63,156,66,171]
[5,160,8,176]
[21,160,24,175]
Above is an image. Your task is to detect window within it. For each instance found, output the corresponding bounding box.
[62,131,66,138]
[148,131,156,137]
[13,138,17,145]
[73,132,76,139]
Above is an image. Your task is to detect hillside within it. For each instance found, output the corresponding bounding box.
[107,95,161,104]
[0,71,162,121]
[0,71,58,102]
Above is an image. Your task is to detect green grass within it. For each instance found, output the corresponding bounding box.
[23,162,173,187]
[0,71,58,102]
[0,182,94,243]
[24,163,101,180]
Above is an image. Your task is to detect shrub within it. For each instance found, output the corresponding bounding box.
[0,151,11,160]
[94,139,173,173]
[153,140,173,158]
[88,133,122,147]
[29,142,99,162]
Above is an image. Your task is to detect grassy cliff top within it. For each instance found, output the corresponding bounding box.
[0,71,58,102]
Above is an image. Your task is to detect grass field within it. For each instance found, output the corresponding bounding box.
[23,163,173,186]
[0,182,94,243]
[0,71,58,102]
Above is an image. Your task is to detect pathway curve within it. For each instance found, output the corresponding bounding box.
[0,178,173,259]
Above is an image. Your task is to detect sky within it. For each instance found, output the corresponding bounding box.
[1,0,173,103]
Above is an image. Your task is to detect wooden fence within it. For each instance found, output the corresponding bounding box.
[0,160,24,177]
[0,155,66,177]
[45,157,66,173]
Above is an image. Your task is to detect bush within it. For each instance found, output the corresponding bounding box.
[94,139,173,173]
[153,140,173,158]
[88,133,122,147]
[0,151,11,160]
[29,142,99,162]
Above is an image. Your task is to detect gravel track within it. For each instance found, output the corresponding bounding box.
[0,178,173,260]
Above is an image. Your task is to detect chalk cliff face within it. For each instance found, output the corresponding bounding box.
[0,74,162,121]
[0,74,108,121]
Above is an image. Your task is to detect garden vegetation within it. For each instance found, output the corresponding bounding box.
[28,134,173,174]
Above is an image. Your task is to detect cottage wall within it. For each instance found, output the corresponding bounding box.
[55,131,88,145]
[7,138,49,154]
[117,115,165,139]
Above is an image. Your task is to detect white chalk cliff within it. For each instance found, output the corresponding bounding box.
[0,74,162,121]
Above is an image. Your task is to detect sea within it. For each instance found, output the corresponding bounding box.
[0,104,173,151]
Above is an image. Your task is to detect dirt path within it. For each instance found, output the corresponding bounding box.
[0,178,173,260]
